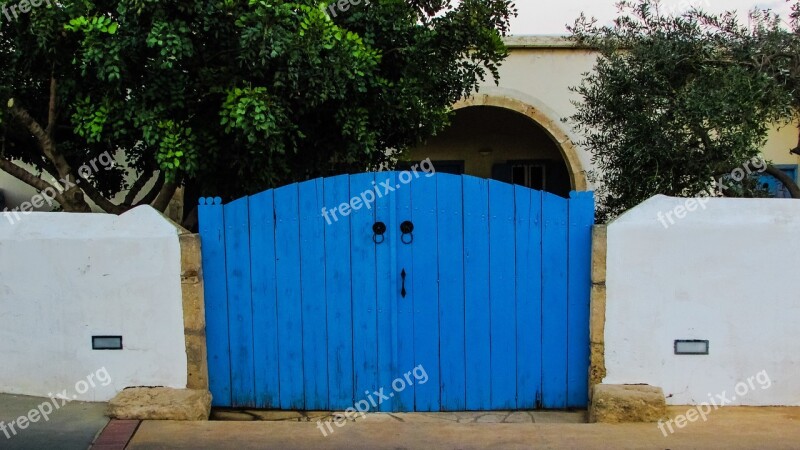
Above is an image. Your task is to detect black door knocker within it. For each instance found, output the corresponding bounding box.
[400,220,414,245]
[372,221,387,244]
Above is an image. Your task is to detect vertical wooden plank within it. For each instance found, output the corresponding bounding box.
[249,191,281,409]
[299,179,329,410]
[411,173,440,412]
[274,183,305,409]
[324,175,355,410]
[567,191,595,408]
[516,188,543,409]
[350,173,379,411]
[542,192,569,409]
[223,197,256,407]
[488,180,517,410]
[394,172,416,412]
[198,197,232,407]
[437,174,466,411]
[463,177,491,411]
[375,172,397,412]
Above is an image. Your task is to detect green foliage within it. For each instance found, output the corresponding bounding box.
[568,0,798,221]
[1,0,515,204]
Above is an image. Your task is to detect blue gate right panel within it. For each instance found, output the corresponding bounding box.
[394,175,416,412]
[542,192,569,409]
[567,191,595,407]
[437,175,466,411]
[411,174,440,412]
[516,187,543,409]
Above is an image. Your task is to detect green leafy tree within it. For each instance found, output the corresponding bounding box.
[1,0,515,224]
[568,0,800,221]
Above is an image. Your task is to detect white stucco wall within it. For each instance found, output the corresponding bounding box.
[0,206,187,401]
[604,195,800,406]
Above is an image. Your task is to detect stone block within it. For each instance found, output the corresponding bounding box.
[591,225,607,284]
[107,387,211,421]
[589,384,667,423]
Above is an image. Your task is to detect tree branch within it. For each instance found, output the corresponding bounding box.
[0,157,63,198]
[46,73,58,137]
[764,164,800,199]
[7,99,72,180]
[136,171,165,206]
[77,178,126,214]
[151,181,179,212]
[123,169,155,205]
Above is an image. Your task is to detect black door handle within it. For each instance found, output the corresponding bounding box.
[372,221,386,244]
[400,221,414,245]
[401,269,407,298]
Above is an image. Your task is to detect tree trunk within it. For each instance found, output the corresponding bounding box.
[7,95,93,212]
[765,164,800,199]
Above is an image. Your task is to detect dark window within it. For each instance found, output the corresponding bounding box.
[494,160,570,197]
[510,163,546,190]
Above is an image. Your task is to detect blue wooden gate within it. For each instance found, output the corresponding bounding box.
[198,172,594,411]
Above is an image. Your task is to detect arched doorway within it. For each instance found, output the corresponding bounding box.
[408,95,586,196]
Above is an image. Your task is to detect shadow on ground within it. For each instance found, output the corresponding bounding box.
[0,393,108,450]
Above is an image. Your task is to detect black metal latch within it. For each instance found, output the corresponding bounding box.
[401,269,407,298]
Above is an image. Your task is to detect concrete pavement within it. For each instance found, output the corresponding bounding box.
[128,406,800,449]
[0,393,108,450]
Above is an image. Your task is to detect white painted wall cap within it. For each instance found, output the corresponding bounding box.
[0,205,179,240]
[610,194,800,227]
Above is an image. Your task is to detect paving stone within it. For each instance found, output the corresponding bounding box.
[247,410,305,421]
[355,413,397,423]
[503,411,533,423]
[210,411,257,421]
[530,411,588,424]
[304,411,335,421]
[475,413,508,423]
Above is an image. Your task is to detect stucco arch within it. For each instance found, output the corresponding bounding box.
[454,91,588,191]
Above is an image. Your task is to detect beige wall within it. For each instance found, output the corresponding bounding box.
[409,38,600,190]
[764,122,800,168]
[413,36,800,191]
[410,106,563,179]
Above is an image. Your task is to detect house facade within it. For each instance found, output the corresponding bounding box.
[409,36,800,198]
